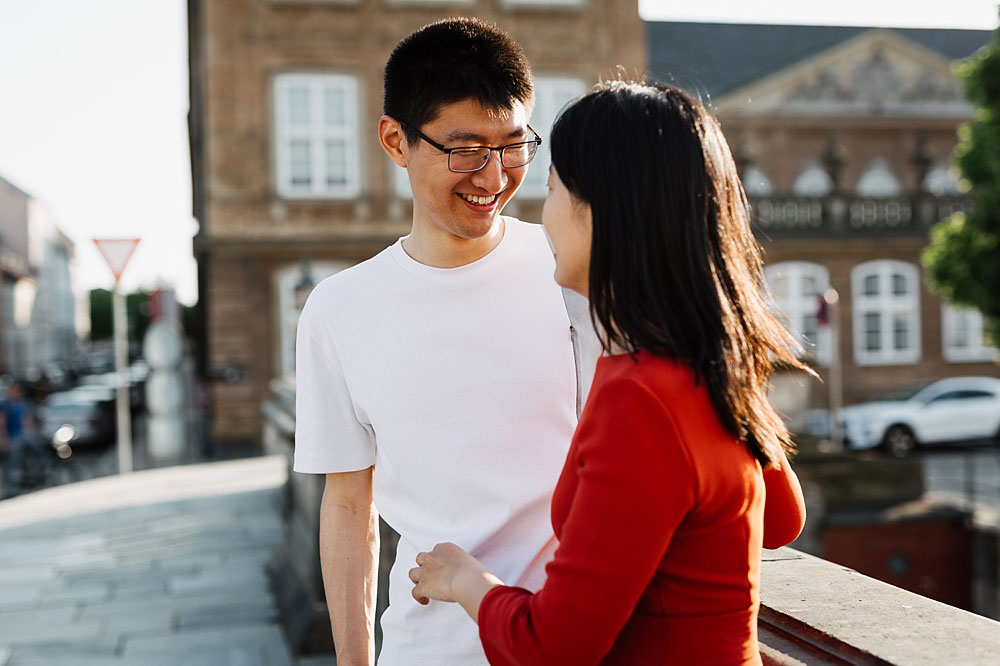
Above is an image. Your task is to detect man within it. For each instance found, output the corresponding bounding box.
[293,18,598,665]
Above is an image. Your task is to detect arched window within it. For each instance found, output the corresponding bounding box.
[923,163,960,196]
[851,260,921,365]
[763,262,832,365]
[942,304,997,362]
[792,160,833,197]
[276,261,351,378]
[742,165,775,197]
[856,157,901,197]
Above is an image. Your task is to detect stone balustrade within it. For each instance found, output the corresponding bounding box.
[261,381,1000,663]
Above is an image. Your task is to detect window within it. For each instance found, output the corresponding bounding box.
[742,165,775,197]
[792,160,833,197]
[923,163,960,196]
[277,261,351,378]
[763,262,832,365]
[851,261,921,365]
[519,76,588,198]
[942,304,997,363]
[274,73,361,199]
[856,157,901,197]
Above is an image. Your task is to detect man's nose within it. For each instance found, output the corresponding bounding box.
[470,151,508,192]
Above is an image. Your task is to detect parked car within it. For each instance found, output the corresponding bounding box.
[37,390,116,448]
[842,377,1000,458]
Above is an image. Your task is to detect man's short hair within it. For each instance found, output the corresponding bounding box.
[384,17,534,143]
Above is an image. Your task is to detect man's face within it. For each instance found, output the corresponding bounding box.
[402,98,531,241]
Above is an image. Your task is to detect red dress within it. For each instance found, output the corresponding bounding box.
[478,352,806,665]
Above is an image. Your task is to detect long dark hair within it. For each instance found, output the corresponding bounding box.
[550,80,812,467]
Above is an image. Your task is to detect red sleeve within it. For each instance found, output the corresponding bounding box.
[761,452,806,549]
[477,378,695,666]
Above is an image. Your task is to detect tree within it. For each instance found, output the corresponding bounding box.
[90,288,198,344]
[922,19,1000,347]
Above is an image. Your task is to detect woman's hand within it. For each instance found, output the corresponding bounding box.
[409,542,504,622]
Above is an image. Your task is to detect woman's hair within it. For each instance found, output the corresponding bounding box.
[549,79,812,467]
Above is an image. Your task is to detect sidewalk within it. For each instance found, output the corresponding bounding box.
[0,455,335,666]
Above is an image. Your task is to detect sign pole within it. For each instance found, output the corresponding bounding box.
[824,289,844,451]
[93,238,141,475]
[113,285,133,474]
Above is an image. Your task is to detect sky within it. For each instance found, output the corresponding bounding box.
[0,1,997,307]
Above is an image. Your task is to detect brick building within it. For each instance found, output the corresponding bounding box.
[190,10,998,444]
[649,22,998,416]
[188,0,645,441]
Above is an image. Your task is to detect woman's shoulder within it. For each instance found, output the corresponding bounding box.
[597,351,696,399]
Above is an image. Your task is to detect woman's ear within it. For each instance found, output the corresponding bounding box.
[378,115,409,168]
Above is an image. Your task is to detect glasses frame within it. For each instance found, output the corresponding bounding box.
[399,121,542,173]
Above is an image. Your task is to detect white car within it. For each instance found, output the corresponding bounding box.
[841,376,1000,458]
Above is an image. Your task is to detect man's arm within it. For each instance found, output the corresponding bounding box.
[319,466,379,666]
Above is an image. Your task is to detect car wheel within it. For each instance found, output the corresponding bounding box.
[883,425,917,459]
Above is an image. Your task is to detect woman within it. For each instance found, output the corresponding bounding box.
[408,80,810,665]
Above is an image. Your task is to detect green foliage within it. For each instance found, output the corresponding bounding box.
[90,288,198,344]
[922,16,1000,347]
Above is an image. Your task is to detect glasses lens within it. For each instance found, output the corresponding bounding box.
[501,141,538,168]
[449,148,490,173]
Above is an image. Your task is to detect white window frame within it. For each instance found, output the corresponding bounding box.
[274,73,362,199]
[743,165,775,197]
[276,261,351,379]
[942,304,997,363]
[923,162,960,196]
[856,157,901,197]
[793,160,833,197]
[764,262,832,366]
[851,260,921,366]
[519,75,588,199]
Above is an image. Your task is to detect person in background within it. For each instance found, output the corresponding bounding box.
[1,383,33,498]
[409,80,810,665]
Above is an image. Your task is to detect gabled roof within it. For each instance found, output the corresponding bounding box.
[646,22,993,101]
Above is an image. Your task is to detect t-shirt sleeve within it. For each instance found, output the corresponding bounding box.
[292,301,376,474]
[477,378,695,666]
[761,453,806,549]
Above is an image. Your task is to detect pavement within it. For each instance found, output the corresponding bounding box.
[0,455,337,666]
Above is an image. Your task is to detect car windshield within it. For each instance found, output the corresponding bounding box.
[877,381,934,402]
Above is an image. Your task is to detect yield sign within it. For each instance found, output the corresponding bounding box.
[93,238,141,283]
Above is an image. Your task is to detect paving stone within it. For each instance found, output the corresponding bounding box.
[0,606,104,644]
[122,623,292,665]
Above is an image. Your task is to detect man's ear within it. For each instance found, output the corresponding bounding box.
[379,115,409,168]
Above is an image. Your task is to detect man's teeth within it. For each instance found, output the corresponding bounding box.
[461,194,497,205]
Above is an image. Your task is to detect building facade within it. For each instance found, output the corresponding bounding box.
[188,0,645,441]
[0,175,85,380]
[649,23,998,418]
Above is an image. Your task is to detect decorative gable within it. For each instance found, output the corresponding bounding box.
[716,29,973,118]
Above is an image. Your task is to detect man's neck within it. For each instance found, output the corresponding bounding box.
[402,218,506,268]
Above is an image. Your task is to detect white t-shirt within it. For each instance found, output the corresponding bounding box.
[294,218,599,666]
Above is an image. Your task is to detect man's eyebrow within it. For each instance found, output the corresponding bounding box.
[443,127,529,144]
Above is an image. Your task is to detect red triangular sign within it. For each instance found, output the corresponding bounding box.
[93,238,141,283]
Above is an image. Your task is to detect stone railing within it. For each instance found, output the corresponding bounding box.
[749,194,974,238]
[261,383,1000,663]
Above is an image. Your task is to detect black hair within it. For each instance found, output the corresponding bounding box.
[550,80,812,467]
[383,17,534,143]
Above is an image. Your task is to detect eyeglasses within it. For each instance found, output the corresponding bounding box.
[399,121,542,173]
